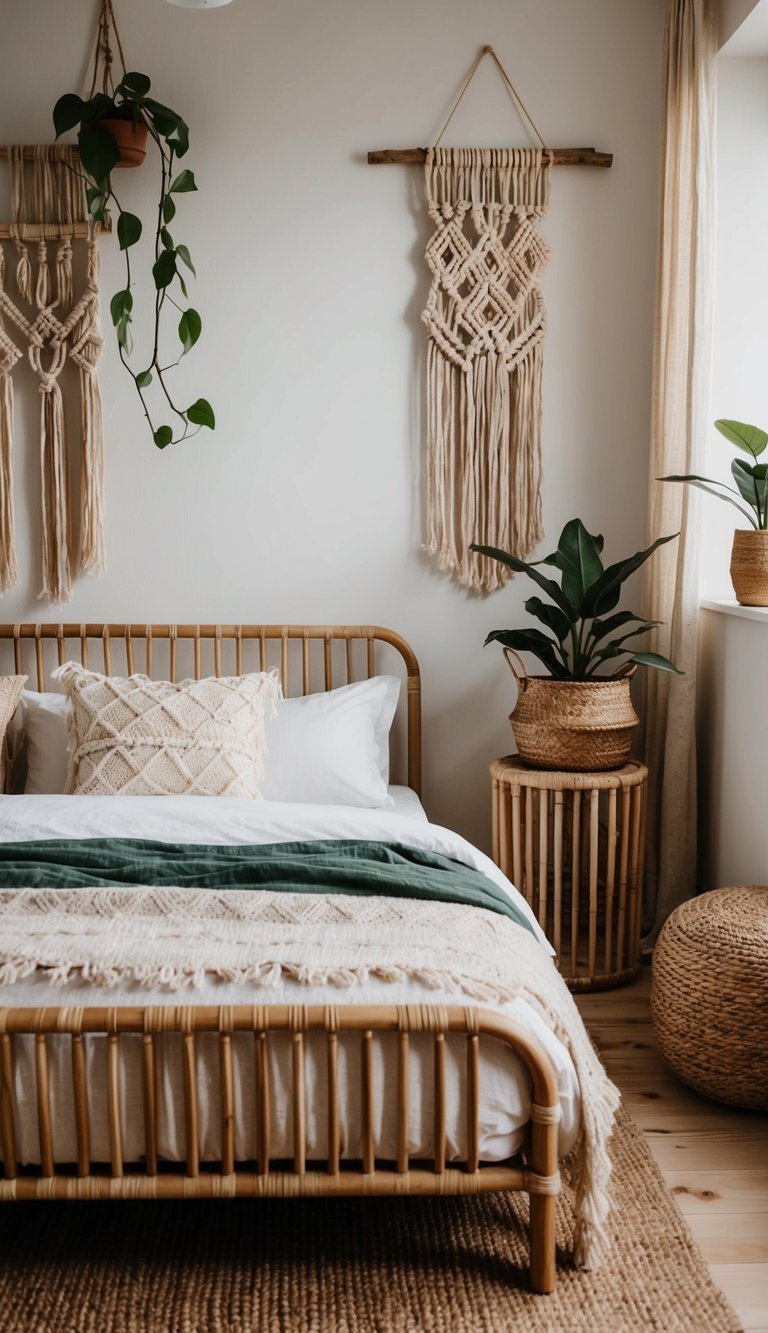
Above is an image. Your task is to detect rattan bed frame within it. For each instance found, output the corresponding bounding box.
[0,623,561,1293]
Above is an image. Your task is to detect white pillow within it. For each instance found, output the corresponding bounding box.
[261,675,400,807]
[19,690,69,795]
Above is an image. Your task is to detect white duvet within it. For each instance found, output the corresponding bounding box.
[0,790,579,1166]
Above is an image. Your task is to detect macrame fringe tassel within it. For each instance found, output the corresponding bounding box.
[0,372,20,594]
[38,383,72,604]
[56,238,73,310]
[79,365,106,576]
[424,344,544,594]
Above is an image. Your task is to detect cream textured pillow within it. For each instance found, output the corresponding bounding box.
[1,675,27,792]
[52,664,281,799]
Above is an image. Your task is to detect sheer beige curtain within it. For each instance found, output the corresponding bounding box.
[641,0,717,942]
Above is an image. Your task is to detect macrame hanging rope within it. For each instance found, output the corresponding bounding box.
[422,47,553,595]
[0,146,106,602]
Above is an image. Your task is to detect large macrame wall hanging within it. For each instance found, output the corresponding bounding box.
[368,46,612,595]
[0,145,106,604]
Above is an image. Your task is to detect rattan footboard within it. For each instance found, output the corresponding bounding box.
[0,1003,561,1293]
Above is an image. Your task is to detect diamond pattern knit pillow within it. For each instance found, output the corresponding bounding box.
[0,675,27,791]
[52,664,281,799]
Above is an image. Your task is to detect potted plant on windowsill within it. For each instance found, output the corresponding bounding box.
[660,418,768,607]
[471,520,682,772]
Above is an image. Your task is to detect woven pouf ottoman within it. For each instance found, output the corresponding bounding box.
[651,885,768,1110]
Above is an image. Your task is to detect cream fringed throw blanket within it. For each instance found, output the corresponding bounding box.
[422,148,552,593]
[0,145,106,602]
[0,886,619,1270]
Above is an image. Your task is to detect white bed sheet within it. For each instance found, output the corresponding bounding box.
[0,791,578,1168]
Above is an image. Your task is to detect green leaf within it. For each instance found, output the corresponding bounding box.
[470,543,576,620]
[580,532,679,619]
[715,418,768,459]
[162,195,176,225]
[77,124,121,186]
[592,624,661,659]
[627,650,684,675]
[142,98,181,138]
[135,370,153,389]
[119,71,151,98]
[590,610,646,643]
[660,474,759,528]
[53,93,86,137]
[551,518,604,609]
[117,211,142,250]
[86,187,107,222]
[524,596,571,643]
[154,425,173,450]
[484,629,570,679]
[178,308,202,355]
[152,249,177,290]
[186,397,215,430]
[175,244,196,277]
[160,227,175,251]
[170,169,197,194]
[116,314,133,354]
[177,272,188,300]
[169,118,190,158]
[731,458,767,521]
[109,289,133,326]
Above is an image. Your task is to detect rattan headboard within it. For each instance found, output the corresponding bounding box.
[0,623,422,796]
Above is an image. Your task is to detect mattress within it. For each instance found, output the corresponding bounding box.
[0,791,579,1167]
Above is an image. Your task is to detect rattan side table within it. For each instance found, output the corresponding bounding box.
[491,757,648,991]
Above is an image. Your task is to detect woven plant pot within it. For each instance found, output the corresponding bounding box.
[651,886,768,1110]
[730,529,768,606]
[504,649,639,772]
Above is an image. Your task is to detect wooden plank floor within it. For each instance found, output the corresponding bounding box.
[575,966,768,1332]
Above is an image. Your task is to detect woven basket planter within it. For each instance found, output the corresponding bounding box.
[730,529,768,606]
[504,650,639,772]
[651,886,768,1110]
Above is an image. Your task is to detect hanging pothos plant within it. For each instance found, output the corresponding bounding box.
[53,71,215,449]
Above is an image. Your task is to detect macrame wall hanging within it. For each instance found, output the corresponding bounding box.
[0,145,106,604]
[368,46,612,595]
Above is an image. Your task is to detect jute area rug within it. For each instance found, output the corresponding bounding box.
[0,1107,741,1333]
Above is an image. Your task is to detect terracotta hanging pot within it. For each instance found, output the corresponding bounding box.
[90,117,148,168]
[504,648,639,772]
[729,529,768,607]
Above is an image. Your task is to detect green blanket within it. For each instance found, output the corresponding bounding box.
[0,838,536,938]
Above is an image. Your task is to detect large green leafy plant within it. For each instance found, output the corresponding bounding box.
[471,520,682,680]
[661,418,767,528]
[53,73,214,450]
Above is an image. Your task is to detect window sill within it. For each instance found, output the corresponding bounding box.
[700,598,768,625]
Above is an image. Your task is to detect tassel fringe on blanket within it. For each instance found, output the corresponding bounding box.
[0,145,106,602]
[422,148,552,593]
[0,884,620,1270]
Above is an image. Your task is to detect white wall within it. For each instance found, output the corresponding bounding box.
[0,0,664,849]
[702,57,768,599]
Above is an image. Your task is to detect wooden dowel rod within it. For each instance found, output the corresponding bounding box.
[0,1034,17,1180]
[327,1030,340,1175]
[0,221,112,240]
[106,1033,123,1179]
[142,1032,158,1177]
[219,1032,235,1176]
[71,1034,90,1178]
[362,1030,374,1175]
[433,1032,446,1175]
[397,1030,409,1174]
[256,1032,270,1176]
[367,147,612,167]
[35,1034,54,1178]
[182,1032,199,1178]
[292,1031,306,1176]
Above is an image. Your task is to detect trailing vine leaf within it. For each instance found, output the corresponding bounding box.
[110,289,133,325]
[152,249,177,290]
[78,125,121,185]
[162,196,176,225]
[170,169,197,194]
[117,211,142,250]
[53,93,86,136]
[154,425,173,449]
[186,398,215,429]
[120,71,151,97]
[135,370,152,389]
[178,309,202,355]
[176,244,195,277]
